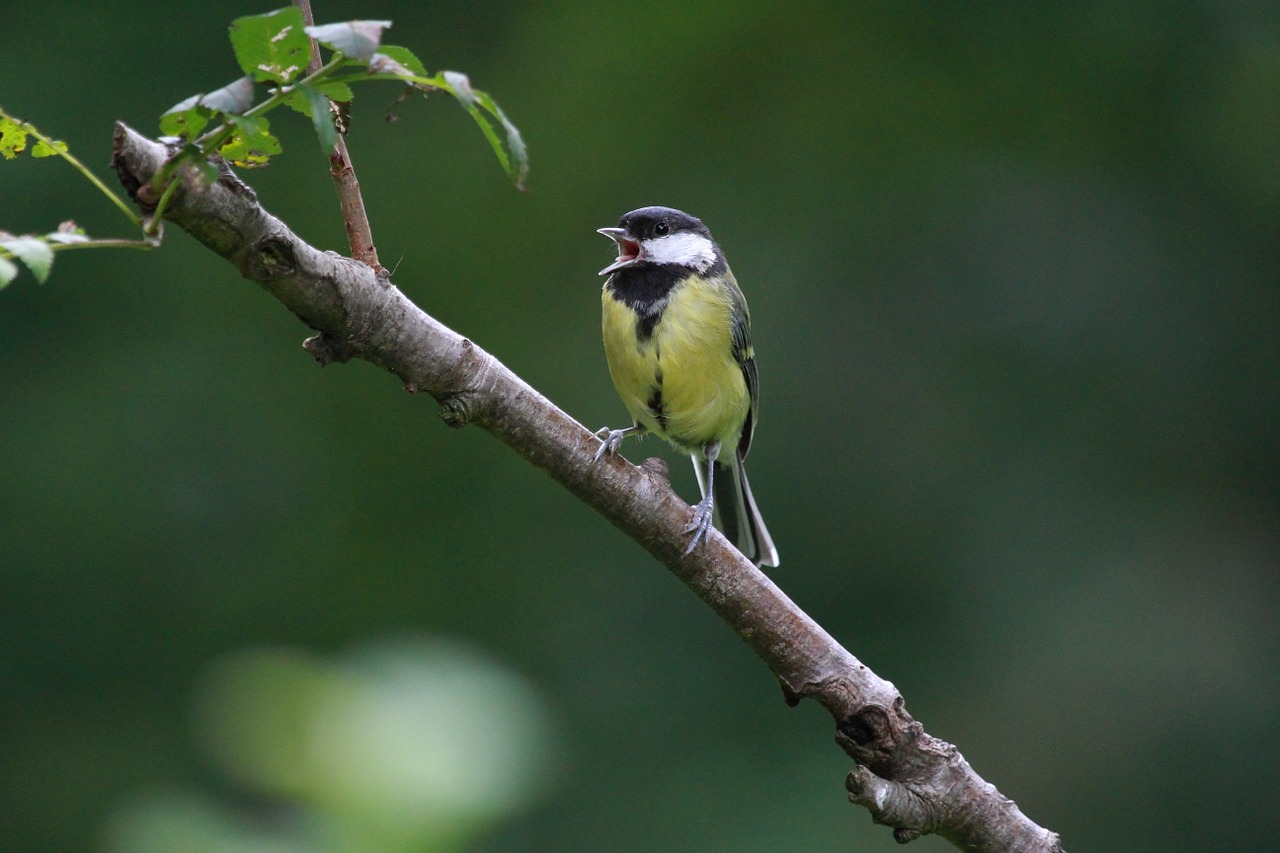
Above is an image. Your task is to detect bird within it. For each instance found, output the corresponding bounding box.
[594,205,779,568]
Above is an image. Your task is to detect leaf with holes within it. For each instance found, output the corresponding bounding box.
[230,7,310,85]
[218,114,282,167]
[0,116,29,159]
[31,138,69,158]
[160,103,215,140]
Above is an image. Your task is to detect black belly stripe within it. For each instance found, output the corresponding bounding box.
[647,385,667,430]
[636,307,662,341]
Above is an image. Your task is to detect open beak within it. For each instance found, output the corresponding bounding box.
[597,226,642,276]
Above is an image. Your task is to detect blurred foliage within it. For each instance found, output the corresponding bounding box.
[1,2,1277,852]
[103,635,552,852]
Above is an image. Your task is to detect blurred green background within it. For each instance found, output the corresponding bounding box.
[2,2,1278,851]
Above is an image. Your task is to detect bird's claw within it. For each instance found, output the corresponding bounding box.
[593,426,628,463]
[682,496,715,556]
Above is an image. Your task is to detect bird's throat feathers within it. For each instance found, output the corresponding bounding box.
[605,241,727,316]
[605,267,741,365]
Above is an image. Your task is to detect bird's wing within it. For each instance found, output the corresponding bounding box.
[729,282,758,461]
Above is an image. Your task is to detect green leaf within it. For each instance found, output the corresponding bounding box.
[159,103,214,139]
[0,236,54,283]
[0,112,68,160]
[305,20,391,61]
[373,45,427,78]
[162,77,254,119]
[45,231,89,244]
[202,76,256,114]
[164,92,203,114]
[230,7,310,84]
[438,72,529,190]
[475,91,529,191]
[299,84,338,151]
[317,80,354,102]
[228,114,269,137]
[47,221,89,244]
[161,78,254,141]
[367,54,417,81]
[442,70,476,108]
[0,116,28,159]
[283,80,353,116]
[162,92,203,117]
[31,138,69,157]
[219,115,282,168]
[0,256,17,289]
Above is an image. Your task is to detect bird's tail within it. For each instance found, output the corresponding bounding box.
[694,452,780,568]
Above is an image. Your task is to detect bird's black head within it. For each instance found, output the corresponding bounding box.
[598,206,722,276]
[618,206,711,241]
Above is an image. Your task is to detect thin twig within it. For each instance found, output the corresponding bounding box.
[293,0,380,270]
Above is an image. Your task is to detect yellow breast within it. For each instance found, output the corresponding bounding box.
[601,274,749,452]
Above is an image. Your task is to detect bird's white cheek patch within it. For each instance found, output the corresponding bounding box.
[643,232,717,271]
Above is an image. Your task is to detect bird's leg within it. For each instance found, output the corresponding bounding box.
[593,423,646,462]
[683,441,720,555]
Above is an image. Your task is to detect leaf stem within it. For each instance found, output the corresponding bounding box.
[332,72,448,89]
[47,238,159,252]
[145,172,184,233]
[0,106,142,227]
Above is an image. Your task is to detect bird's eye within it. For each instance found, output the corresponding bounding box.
[654,221,669,236]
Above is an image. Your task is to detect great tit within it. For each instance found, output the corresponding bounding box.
[594,206,779,568]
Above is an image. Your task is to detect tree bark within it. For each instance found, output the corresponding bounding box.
[111,123,1065,852]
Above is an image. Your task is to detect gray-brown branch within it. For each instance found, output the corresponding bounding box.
[111,123,1064,853]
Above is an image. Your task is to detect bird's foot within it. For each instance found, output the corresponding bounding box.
[593,426,629,462]
[682,495,715,556]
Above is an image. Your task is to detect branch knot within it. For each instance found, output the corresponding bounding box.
[439,393,475,428]
[303,333,355,365]
[252,237,298,280]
